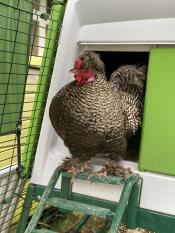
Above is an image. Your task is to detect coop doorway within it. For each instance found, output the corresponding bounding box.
[96,51,149,162]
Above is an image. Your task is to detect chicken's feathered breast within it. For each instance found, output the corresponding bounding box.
[49,71,127,161]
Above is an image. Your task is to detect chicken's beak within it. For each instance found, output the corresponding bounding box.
[69,68,75,73]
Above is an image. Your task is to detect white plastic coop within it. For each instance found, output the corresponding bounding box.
[31,0,175,216]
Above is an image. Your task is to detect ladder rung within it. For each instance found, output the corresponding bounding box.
[46,197,114,218]
[62,172,126,185]
[32,229,58,233]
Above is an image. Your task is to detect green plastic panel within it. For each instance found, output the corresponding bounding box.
[23,2,65,178]
[139,48,175,176]
[0,0,33,135]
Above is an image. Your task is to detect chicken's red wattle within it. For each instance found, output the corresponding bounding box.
[74,69,95,86]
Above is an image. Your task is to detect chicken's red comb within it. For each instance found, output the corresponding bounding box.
[74,59,83,69]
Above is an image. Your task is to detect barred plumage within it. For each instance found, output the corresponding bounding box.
[50,71,127,161]
[110,64,147,137]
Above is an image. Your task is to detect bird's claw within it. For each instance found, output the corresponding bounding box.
[59,158,132,182]
[59,158,93,176]
[100,160,132,177]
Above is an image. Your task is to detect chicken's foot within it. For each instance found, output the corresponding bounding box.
[59,157,92,172]
[59,158,93,183]
[94,160,132,177]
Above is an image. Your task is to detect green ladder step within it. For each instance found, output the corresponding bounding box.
[32,229,58,233]
[46,197,114,218]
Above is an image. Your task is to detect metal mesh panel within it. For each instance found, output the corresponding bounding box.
[0,0,65,232]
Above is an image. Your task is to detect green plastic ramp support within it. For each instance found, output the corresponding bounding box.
[24,168,142,233]
[25,167,62,233]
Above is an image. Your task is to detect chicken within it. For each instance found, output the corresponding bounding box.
[49,51,146,176]
[110,64,147,137]
[110,64,147,96]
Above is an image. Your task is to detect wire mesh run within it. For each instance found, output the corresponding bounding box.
[0,0,66,232]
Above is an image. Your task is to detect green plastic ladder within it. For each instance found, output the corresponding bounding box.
[24,167,142,233]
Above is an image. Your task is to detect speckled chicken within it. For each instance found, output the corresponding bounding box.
[49,51,147,175]
[110,64,147,137]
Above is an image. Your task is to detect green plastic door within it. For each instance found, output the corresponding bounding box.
[139,48,175,176]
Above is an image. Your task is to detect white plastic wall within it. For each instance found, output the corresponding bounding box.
[31,0,175,215]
